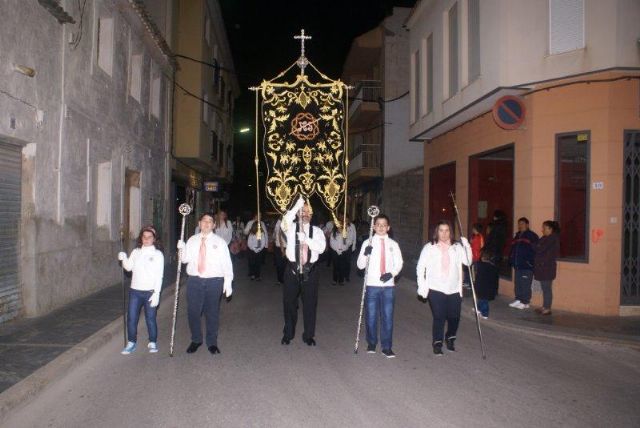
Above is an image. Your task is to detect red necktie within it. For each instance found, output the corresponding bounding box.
[380,238,386,275]
[198,237,207,275]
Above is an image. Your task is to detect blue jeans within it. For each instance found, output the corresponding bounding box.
[477,299,489,317]
[365,286,395,350]
[127,289,157,343]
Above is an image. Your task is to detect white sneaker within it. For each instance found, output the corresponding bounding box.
[508,300,521,308]
[512,301,529,310]
[121,341,136,355]
[148,342,158,353]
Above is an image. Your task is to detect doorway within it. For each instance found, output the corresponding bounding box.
[622,130,640,305]
[428,162,456,236]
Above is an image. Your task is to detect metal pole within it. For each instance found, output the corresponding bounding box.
[354,205,380,354]
[449,191,487,359]
[169,203,192,357]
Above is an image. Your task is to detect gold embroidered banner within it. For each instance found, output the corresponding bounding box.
[251,32,350,227]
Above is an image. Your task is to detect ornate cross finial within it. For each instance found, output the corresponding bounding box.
[294,29,312,73]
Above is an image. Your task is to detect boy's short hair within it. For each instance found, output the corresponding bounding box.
[472,222,483,232]
[517,217,530,225]
[199,212,215,222]
[374,214,390,225]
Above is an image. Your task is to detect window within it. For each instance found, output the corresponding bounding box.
[211,131,219,161]
[203,94,209,124]
[549,0,584,55]
[130,53,143,102]
[448,2,459,97]
[97,17,114,76]
[556,132,589,260]
[426,34,433,114]
[411,49,420,122]
[468,0,480,81]
[150,75,161,119]
[96,161,112,232]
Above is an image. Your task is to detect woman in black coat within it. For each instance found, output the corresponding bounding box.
[473,211,508,318]
[534,221,560,315]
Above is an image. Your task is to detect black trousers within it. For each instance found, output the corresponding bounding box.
[428,290,462,345]
[283,263,318,341]
[248,249,262,277]
[274,249,287,284]
[332,251,350,283]
[186,276,223,346]
[345,249,352,281]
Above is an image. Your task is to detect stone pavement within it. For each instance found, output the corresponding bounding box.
[0,264,177,394]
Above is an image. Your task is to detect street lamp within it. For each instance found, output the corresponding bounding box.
[239,127,251,133]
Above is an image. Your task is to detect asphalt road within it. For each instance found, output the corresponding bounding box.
[4,260,640,428]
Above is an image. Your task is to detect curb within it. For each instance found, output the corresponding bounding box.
[459,305,640,351]
[0,283,178,423]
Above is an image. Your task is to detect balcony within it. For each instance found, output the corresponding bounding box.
[348,144,381,186]
[349,80,382,132]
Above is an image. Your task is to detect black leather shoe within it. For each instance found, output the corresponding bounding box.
[208,345,220,354]
[445,337,456,352]
[281,336,291,345]
[186,342,202,354]
[304,338,316,346]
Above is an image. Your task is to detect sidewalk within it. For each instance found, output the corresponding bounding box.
[461,293,640,348]
[0,264,177,394]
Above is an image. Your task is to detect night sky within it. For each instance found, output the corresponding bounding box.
[219,0,416,218]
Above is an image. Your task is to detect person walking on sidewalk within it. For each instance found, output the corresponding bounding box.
[247,221,268,281]
[330,223,355,286]
[416,220,472,356]
[534,220,560,316]
[358,214,403,358]
[214,210,234,246]
[470,223,484,281]
[118,226,164,355]
[343,217,357,282]
[475,211,508,319]
[177,213,233,355]
[272,218,287,285]
[509,217,539,310]
[280,196,326,346]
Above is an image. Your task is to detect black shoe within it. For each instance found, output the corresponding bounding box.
[381,349,396,359]
[445,337,456,352]
[338,282,344,286]
[208,345,220,354]
[367,344,376,354]
[433,343,444,356]
[304,338,316,346]
[186,342,202,354]
[332,281,337,286]
[281,336,291,345]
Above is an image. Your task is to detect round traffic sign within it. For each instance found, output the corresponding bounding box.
[492,95,526,130]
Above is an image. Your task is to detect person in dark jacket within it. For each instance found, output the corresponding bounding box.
[534,220,560,315]
[474,211,508,318]
[508,217,539,309]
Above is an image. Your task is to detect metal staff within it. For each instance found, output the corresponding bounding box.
[449,191,487,359]
[169,203,192,357]
[354,205,380,354]
[119,226,127,347]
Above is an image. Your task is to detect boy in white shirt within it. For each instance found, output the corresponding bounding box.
[177,213,233,355]
[356,214,403,358]
[247,221,268,280]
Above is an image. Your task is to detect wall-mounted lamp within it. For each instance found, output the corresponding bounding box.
[14,64,36,78]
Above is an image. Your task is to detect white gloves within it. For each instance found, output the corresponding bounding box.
[293,195,305,211]
[117,252,127,261]
[296,232,307,243]
[223,281,233,298]
[149,291,160,308]
[176,240,185,250]
[417,285,429,299]
[460,237,470,247]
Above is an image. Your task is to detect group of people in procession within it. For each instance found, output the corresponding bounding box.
[117,197,560,358]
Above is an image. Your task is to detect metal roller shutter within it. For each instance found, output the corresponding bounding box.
[0,141,21,323]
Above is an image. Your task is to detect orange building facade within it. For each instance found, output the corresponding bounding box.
[422,71,640,316]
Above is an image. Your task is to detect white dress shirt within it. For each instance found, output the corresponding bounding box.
[273,219,287,249]
[247,233,268,253]
[182,232,234,290]
[329,225,356,255]
[357,234,403,287]
[214,220,233,245]
[280,208,326,263]
[416,242,472,296]
[122,245,164,293]
[244,220,267,237]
